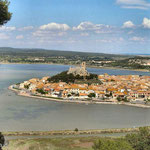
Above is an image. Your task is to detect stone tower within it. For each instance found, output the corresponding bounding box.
[81,62,86,69]
[67,62,89,76]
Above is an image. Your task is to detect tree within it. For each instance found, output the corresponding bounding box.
[0,132,5,150]
[123,96,128,102]
[36,89,48,95]
[0,0,12,25]
[47,71,100,84]
[74,128,78,132]
[125,127,150,150]
[117,96,121,102]
[24,84,29,89]
[88,93,96,98]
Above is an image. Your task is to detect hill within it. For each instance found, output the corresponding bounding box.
[0,47,149,71]
[0,47,128,58]
[48,71,101,84]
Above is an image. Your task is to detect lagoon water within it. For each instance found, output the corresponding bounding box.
[0,64,150,132]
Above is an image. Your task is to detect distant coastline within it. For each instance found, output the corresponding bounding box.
[1,62,149,72]
[9,85,150,108]
[1,47,150,73]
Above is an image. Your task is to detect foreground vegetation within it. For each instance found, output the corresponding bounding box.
[3,127,150,150]
[3,137,133,150]
[0,0,12,25]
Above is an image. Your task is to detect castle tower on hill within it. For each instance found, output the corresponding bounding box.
[81,62,86,69]
[67,62,89,76]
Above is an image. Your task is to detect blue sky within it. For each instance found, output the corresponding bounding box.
[0,0,150,54]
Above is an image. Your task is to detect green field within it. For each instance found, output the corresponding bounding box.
[4,137,100,150]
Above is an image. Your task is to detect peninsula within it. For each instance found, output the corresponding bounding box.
[10,62,150,108]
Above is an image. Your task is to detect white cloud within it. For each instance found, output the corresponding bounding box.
[39,23,70,31]
[73,22,93,30]
[130,36,144,41]
[0,33,10,40]
[116,0,150,10]
[96,37,124,43]
[32,23,70,39]
[58,32,66,36]
[121,5,148,10]
[32,30,67,38]
[80,33,89,36]
[18,26,33,31]
[122,21,135,28]
[33,22,114,41]
[16,35,24,39]
[96,39,113,43]
[0,26,16,31]
[142,17,150,28]
[73,22,112,34]
[73,22,110,31]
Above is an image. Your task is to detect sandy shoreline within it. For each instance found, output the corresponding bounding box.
[9,85,150,108]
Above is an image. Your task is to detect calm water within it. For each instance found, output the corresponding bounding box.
[0,64,150,132]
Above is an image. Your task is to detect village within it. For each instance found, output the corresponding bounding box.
[11,63,150,104]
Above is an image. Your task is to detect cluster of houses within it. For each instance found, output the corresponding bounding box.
[18,73,150,102]
[99,74,150,101]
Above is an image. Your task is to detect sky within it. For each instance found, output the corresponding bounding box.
[0,0,150,54]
